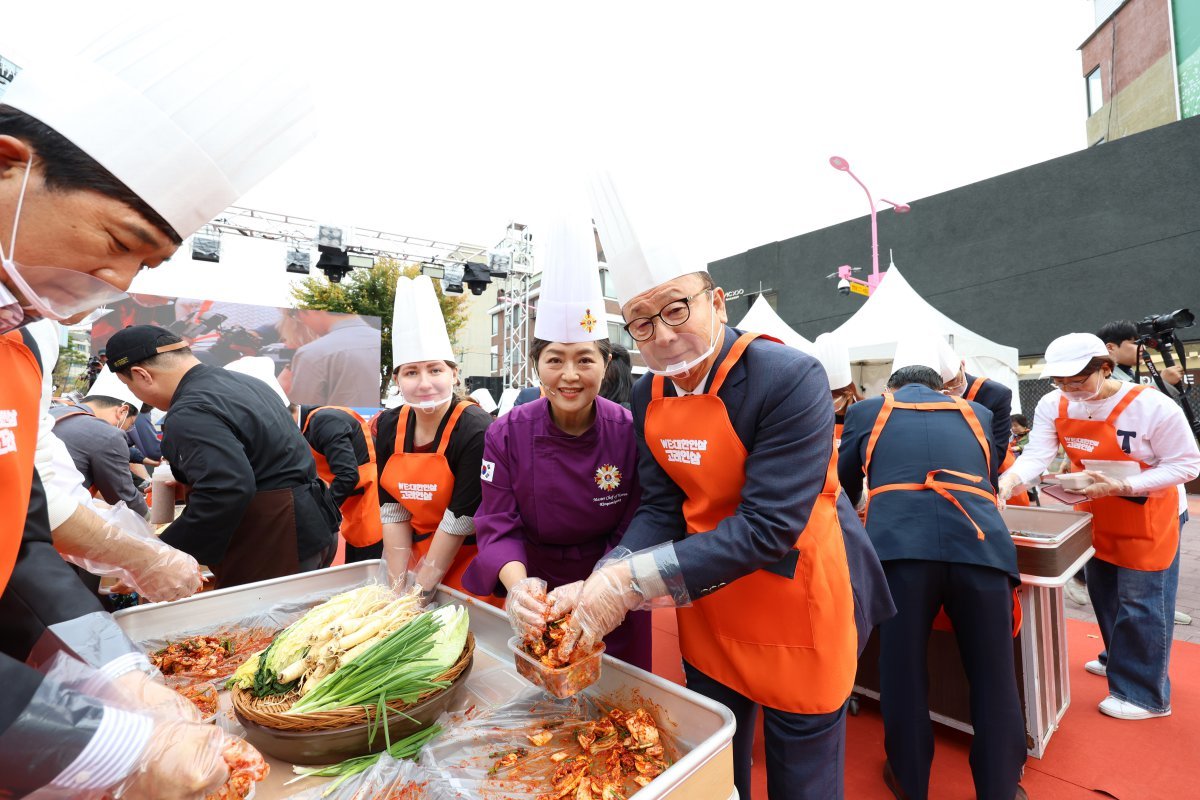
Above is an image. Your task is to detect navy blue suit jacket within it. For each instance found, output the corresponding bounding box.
[622,326,895,646]
[964,373,1012,488]
[838,383,1018,580]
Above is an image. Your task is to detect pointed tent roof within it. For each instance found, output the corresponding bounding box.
[831,264,1020,402]
[736,295,813,353]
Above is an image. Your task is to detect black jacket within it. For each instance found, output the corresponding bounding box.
[300,406,371,507]
[963,373,1012,488]
[160,364,333,564]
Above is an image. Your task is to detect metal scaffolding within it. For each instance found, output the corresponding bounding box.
[496,222,536,390]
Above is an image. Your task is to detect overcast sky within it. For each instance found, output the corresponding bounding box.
[3,1,1098,304]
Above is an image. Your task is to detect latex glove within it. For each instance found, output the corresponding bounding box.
[112,669,202,723]
[110,721,231,800]
[559,560,641,663]
[505,577,549,640]
[1080,470,1132,499]
[997,471,1024,503]
[546,580,584,619]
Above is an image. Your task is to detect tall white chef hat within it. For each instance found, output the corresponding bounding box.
[587,171,703,307]
[224,356,288,406]
[534,187,607,344]
[813,332,853,391]
[392,275,454,368]
[891,332,961,384]
[87,368,142,409]
[1,16,316,239]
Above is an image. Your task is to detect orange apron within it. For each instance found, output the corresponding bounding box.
[965,376,1029,506]
[1054,387,1179,571]
[0,329,42,596]
[865,392,1021,635]
[379,402,497,604]
[302,406,382,548]
[645,332,857,714]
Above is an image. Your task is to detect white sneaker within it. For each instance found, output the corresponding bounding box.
[1098,695,1171,720]
[1175,610,1192,625]
[1063,580,1090,606]
[1084,659,1107,677]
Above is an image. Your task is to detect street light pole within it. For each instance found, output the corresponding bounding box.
[829,156,909,295]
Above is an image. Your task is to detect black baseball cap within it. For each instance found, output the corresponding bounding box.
[106,325,189,371]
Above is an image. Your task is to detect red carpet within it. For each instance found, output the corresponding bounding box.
[650,610,1200,799]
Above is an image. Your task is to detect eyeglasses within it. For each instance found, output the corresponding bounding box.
[1051,373,1095,389]
[623,290,710,342]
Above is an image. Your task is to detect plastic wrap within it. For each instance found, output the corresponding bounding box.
[60,501,204,602]
[282,753,455,800]
[27,610,146,673]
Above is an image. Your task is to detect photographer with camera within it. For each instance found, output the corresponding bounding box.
[1097,319,1185,397]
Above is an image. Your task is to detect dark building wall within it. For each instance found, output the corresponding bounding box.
[709,114,1200,358]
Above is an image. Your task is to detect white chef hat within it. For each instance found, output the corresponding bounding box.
[392,275,454,368]
[891,333,961,384]
[470,388,498,413]
[1,17,316,239]
[587,171,703,307]
[224,356,288,406]
[534,188,607,344]
[86,368,142,409]
[813,333,853,391]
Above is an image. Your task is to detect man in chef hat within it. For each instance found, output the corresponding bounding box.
[552,173,893,800]
[0,16,315,798]
[813,331,861,445]
[838,332,1027,799]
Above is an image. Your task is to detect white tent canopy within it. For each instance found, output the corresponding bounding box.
[736,295,813,353]
[831,265,1021,409]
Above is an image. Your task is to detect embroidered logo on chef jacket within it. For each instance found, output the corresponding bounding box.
[594,464,622,491]
[397,482,438,501]
[1063,436,1101,454]
[480,460,495,482]
[659,438,707,466]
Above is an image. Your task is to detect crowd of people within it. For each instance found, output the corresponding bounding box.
[0,21,1198,800]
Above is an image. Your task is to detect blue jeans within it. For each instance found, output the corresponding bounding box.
[1086,512,1185,713]
[682,660,847,800]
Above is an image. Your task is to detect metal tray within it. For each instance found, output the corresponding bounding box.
[113,563,736,800]
[1002,506,1094,584]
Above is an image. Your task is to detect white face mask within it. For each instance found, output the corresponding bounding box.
[1060,373,1106,402]
[641,293,719,377]
[0,156,129,333]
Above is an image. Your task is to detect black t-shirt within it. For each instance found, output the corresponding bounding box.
[300,406,370,507]
[375,400,491,518]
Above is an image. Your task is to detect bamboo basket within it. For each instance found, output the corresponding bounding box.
[231,633,473,733]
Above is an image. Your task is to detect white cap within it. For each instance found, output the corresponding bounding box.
[891,333,961,384]
[392,275,454,368]
[224,356,288,405]
[2,18,316,239]
[813,333,853,390]
[470,388,498,413]
[87,369,141,409]
[1039,333,1110,378]
[534,189,607,344]
[587,171,702,306]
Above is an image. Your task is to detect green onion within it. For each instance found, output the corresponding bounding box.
[285,724,442,793]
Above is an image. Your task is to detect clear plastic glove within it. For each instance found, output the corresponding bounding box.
[60,502,203,603]
[1080,470,1133,499]
[997,471,1024,504]
[505,577,549,640]
[412,556,447,606]
[384,545,413,592]
[558,561,641,663]
[110,720,231,800]
[111,669,201,724]
[546,580,584,619]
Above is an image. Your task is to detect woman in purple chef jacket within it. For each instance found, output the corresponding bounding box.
[462,336,652,670]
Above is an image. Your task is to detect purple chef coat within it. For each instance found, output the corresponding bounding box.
[463,396,652,671]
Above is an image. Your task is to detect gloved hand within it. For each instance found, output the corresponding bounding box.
[110,720,231,800]
[118,538,204,603]
[111,669,202,724]
[997,471,1024,504]
[546,580,584,619]
[1080,470,1133,499]
[412,556,447,606]
[384,544,413,592]
[559,560,642,663]
[505,577,549,640]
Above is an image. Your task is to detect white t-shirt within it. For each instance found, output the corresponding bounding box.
[1008,382,1200,513]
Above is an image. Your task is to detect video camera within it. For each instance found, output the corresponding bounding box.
[167,313,264,366]
[1133,308,1198,438]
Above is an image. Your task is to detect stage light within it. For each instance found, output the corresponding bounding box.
[488,250,511,277]
[286,248,311,274]
[316,245,351,283]
[191,234,221,263]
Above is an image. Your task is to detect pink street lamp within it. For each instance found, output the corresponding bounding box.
[828,155,910,296]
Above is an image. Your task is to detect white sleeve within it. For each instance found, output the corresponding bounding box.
[35,423,91,530]
[1124,394,1200,495]
[48,707,153,792]
[1007,392,1062,486]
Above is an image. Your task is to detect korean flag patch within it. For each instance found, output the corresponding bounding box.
[480,460,496,482]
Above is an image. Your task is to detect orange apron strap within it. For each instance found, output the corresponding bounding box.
[1105,384,1146,425]
[871,469,994,540]
[949,395,993,478]
[436,402,469,457]
[965,376,987,402]
[651,374,666,400]
[396,405,411,454]
[303,406,377,490]
[862,392,897,478]
[707,332,762,396]
[300,405,325,435]
[1057,393,1069,418]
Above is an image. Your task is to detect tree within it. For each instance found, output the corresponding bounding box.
[290,258,470,390]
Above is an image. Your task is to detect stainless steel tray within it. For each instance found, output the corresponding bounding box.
[113,563,735,800]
